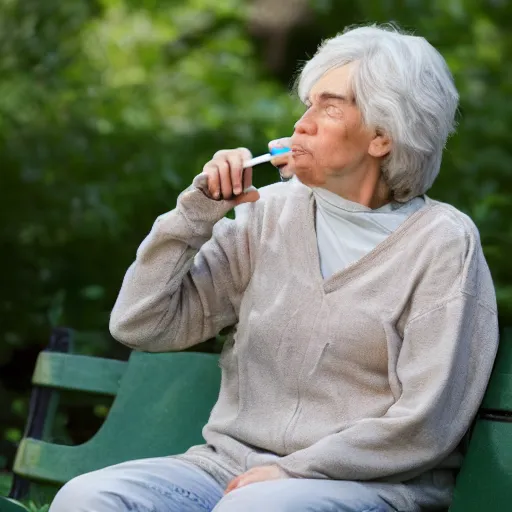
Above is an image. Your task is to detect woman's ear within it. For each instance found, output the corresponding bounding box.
[369,129,392,158]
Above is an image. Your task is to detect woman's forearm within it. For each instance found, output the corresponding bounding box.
[110,178,252,352]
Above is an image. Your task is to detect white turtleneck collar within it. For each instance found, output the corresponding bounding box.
[312,186,425,279]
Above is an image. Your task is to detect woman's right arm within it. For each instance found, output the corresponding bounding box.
[110,148,260,352]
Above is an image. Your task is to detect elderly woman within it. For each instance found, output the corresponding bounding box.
[50,24,498,512]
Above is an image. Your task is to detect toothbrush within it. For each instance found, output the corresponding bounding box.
[243,147,290,169]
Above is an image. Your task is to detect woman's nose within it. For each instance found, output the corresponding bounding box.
[294,110,317,136]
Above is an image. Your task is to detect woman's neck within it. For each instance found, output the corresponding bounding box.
[322,167,391,210]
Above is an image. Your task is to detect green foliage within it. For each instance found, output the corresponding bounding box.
[0,0,299,360]
[25,504,47,512]
[7,499,48,512]
[0,0,510,474]
[0,473,12,497]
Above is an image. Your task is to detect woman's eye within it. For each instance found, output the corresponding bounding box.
[326,104,342,116]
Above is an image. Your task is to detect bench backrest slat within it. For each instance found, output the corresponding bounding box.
[32,352,127,396]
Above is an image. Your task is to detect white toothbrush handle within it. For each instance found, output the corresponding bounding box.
[243,153,273,169]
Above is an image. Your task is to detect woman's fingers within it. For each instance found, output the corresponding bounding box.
[202,162,221,199]
[217,159,233,200]
[224,465,286,495]
[268,137,292,152]
[242,166,253,192]
[232,147,253,195]
[203,148,255,201]
[225,151,245,196]
[224,475,242,494]
[268,137,294,180]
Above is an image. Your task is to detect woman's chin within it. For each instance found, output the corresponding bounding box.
[294,168,319,187]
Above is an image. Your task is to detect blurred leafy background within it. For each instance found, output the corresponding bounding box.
[0,0,511,490]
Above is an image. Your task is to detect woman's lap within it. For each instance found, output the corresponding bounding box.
[49,457,402,512]
[214,479,397,512]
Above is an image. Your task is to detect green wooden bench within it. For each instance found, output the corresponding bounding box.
[2,328,221,510]
[1,327,511,511]
[450,326,512,510]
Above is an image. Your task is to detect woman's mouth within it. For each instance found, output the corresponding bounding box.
[291,144,308,156]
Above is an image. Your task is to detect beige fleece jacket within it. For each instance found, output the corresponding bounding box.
[110,174,498,490]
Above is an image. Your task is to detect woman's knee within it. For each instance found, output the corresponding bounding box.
[49,458,224,512]
[49,470,117,512]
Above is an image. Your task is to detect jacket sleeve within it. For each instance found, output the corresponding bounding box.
[109,175,257,352]
[277,279,499,481]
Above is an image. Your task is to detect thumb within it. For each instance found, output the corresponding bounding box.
[234,187,260,205]
[268,136,292,151]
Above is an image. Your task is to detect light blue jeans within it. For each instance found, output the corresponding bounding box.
[49,457,407,511]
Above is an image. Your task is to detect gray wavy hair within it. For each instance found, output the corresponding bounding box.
[295,24,459,201]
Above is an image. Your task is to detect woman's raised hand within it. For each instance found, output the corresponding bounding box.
[202,148,260,205]
[269,137,294,180]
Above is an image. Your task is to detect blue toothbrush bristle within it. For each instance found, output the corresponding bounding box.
[270,147,291,156]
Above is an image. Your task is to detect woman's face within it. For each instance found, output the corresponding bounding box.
[290,64,384,188]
